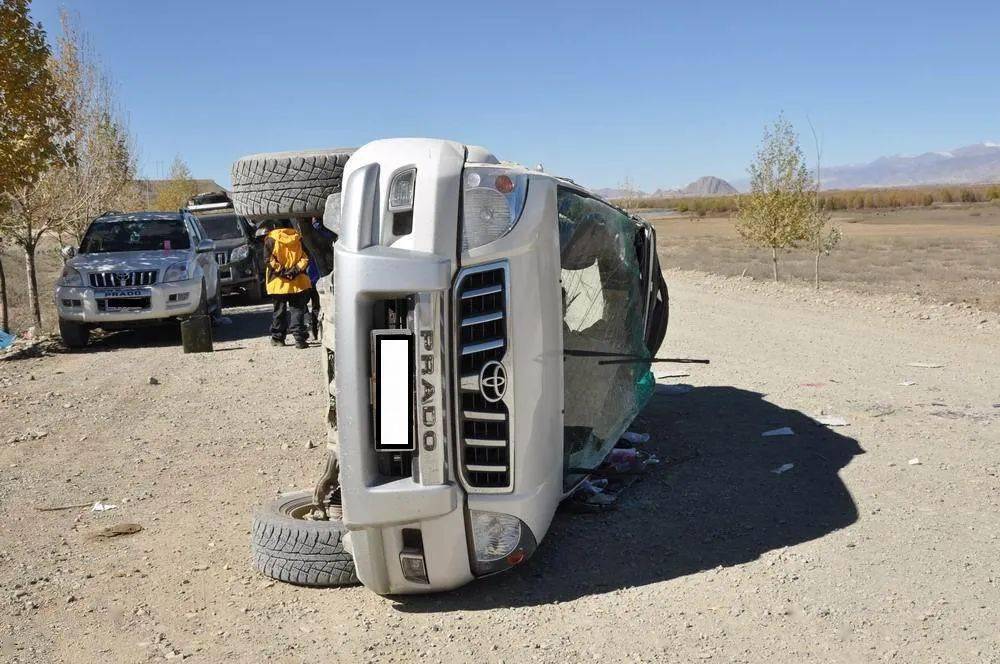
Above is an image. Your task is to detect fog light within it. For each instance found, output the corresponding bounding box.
[388,167,416,212]
[399,551,429,584]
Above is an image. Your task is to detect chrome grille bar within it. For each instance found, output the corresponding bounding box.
[453,262,512,493]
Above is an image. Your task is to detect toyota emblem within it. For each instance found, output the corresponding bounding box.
[479,360,507,403]
[115,272,130,284]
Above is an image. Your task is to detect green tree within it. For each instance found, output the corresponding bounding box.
[735,115,811,281]
[0,0,74,329]
[154,156,197,211]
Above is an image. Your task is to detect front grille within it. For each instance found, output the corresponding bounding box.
[215,251,228,266]
[89,270,157,287]
[455,264,511,491]
[374,297,415,479]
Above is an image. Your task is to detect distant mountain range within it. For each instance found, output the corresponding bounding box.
[818,142,1000,190]
[600,142,1000,197]
[595,175,737,200]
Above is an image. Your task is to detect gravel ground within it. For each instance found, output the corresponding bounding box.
[1,271,999,663]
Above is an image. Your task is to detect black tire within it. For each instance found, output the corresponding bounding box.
[231,149,355,221]
[59,319,89,348]
[250,490,358,587]
[209,283,223,318]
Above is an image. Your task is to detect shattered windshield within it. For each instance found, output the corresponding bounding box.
[558,188,654,490]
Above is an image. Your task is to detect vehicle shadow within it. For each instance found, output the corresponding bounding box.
[393,385,864,612]
[213,303,273,343]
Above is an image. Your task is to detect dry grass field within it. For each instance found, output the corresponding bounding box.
[648,202,1000,312]
[2,202,999,337]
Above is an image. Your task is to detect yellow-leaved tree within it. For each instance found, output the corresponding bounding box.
[735,115,812,282]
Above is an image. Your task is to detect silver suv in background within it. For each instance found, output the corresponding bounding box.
[54,211,222,348]
[187,191,266,301]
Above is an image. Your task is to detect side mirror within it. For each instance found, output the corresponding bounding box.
[61,246,77,259]
[323,193,342,236]
[197,239,215,254]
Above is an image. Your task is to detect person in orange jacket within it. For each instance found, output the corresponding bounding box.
[262,221,313,349]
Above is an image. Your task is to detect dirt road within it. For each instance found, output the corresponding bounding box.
[2,271,998,663]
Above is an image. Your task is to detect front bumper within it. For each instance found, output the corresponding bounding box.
[218,260,257,291]
[54,278,202,324]
[335,243,474,594]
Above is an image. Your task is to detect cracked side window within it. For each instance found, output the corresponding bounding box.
[558,188,655,491]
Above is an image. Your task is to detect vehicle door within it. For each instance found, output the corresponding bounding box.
[186,214,219,298]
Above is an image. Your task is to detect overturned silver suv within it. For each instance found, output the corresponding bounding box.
[245,139,668,594]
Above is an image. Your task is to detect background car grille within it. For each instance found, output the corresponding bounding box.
[375,297,414,479]
[215,251,228,266]
[89,270,157,287]
[455,265,511,491]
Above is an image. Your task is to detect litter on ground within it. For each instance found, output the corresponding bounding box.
[86,523,142,541]
[907,362,944,369]
[815,415,850,427]
[771,463,795,474]
[0,330,15,350]
[621,432,650,444]
[908,458,922,465]
[91,501,117,512]
[898,381,917,386]
[762,427,795,437]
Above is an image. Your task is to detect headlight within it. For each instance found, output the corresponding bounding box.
[230,244,250,262]
[388,167,416,212]
[469,510,537,576]
[57,266,83,287]
[162,262,189,282]
[461,166,528,252]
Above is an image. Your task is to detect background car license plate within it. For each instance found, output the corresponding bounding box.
[96,288,147,298]
[372,331,414,451]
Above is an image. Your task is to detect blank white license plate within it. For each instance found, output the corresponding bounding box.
[372,332,414,451]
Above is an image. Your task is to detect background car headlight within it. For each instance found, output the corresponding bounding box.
[469,510,537,576]
[461,166,528,252]
[162,262,189,282]
[57,266,83,287]
[230,244,250,262]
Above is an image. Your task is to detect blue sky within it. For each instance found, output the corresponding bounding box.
[29,0,1000,191]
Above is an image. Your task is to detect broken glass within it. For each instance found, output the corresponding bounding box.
[558,188,655,490]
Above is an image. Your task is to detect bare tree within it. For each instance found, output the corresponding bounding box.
[51,9,140,248]
[618,175,643,213]
[804,118,841,289]
[735,114,812,282]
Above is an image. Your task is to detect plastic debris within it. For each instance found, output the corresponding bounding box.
[762,427,795,437]
[91,501,117,512]
[621,432,650,444]
[815,415,849,427]
[657,383,694,395]
[771,463,794,474]
[908,458,922,465]
[907,362,943,369]
[0,330,15,350]
[898,381,917,386]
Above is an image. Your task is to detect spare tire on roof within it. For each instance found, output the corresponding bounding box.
[230,148,355,221]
